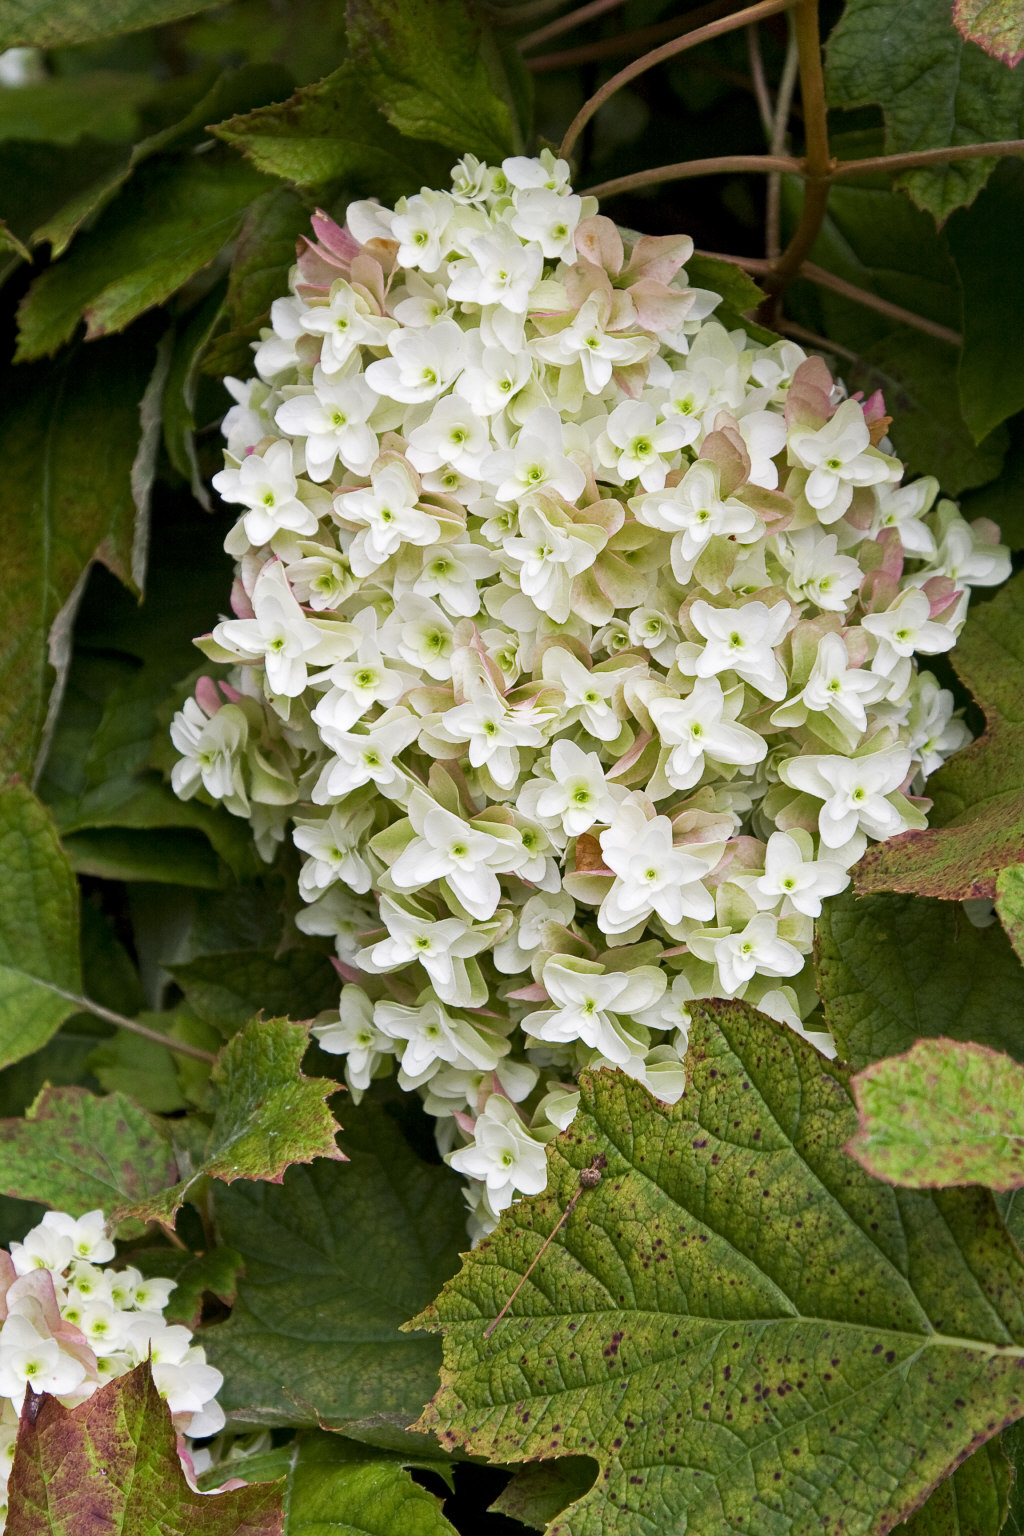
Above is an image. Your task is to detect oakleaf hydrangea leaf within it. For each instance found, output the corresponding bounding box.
[116,1017,343,1226]
[0,782,83,1071]
[996,864,1024,961]
[204,1098,465,1439]
[0,1086,176,1214]
[346,0,521,163]
[413,1002,1024,1536]
[848,1038,1024,1189]
[954,0,1024,66]
[855,571,1024,900]
[816,890,1024,1070]
[5,1361,283,1536]
[826,0,1024,217]
[898,1437,1012,1535]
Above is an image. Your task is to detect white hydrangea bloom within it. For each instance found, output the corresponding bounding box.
[172,154,1008,1238]
[0,1208,225,1525]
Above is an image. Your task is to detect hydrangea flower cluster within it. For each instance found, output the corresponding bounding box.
[172,151,1009,1239]
[0,1209,224,1523]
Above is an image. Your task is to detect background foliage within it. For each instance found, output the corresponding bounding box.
[1,0,1024,1530]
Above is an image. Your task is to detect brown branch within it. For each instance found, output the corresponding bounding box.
[766,17,799,259]
[525,0,742,70]
[520,0,626,51]
[762,0,830,304]
[558,0,794,160]
[54,986,218,1064]
[746,23,774,140]
[583,154,799,199]
[486,0,572,24]
[773,318,862,365]
[832,138,1024,178]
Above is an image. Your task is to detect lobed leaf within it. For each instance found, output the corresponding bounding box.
[5,1361,283,1536]
[415,1003,1024,1534]
[847,1038,1024,1190]
[954,0,1024,66]
[346,0,521,162]
[855,571,1024,900]
[949,161,1024,443]
[168,949,340,1037]
[204,1097,465,1440]
[826,0,1024,218]
[996,864,1024,961]
[898,1437,1012,1534]
[816,890,1024,1070]
[0,1086,176,1216]
[117,1016,344,1226]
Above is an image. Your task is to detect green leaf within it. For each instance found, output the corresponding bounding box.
[0,782,84,1071]
[826,0,1024,219]
[87,1015,197,1113]
[346,0,520,162]
[0,73,155,146]
[850,328,1007,497]
[33,63,292,261]
[489,1461,598,1531]
[1001,1418,1024,1533]
[119,1017,343,1225]
[685,253,776,342]
[130,1244,245,1328]
[0,335,154,778]
[816,890,1024,1071]
[5,1361,283,1536]
[163,287,225,508]
[949,161,1024,443]
[0,0,233,49]
[16,150,270,360]
[204,1096,465,1438]
[954,0,1024,67]
[415,1003,1024,1535]
[848,1038,1024,1190]
[898,1437,1012,1535]
[168,949,340,1036]
[961,415,1024,550]
[855,570,1024,900]
[262,1434,457,1536]
[0,1086,176,1216]
[213,62,449,195]
[996,864,1024,961]
[202,185,310,378]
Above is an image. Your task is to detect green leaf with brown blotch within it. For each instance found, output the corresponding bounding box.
[489,1461,598,1531]
[129,1245,245,1329]
[816,889,1024,1071]
[954,0,1024,65]
[414,1001,1024,1536]
[996,864,1024,962]
[847,1039,1024,1190]
[855,570,1024,901]
[0,0,230,49]
[897,1437,1012,1535]
[0,1087,176,1216]
[0,783,83,1072]
[116,1017,344,1226]
[5,1361,283,1536]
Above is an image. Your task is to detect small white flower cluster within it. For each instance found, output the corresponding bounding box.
[172,152,1009,1238]
[0,1210,224,1522]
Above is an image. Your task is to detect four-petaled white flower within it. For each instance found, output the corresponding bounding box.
[448,1095,548,1212]
[788,398,896,521]
[337,459,441,575]
[689,599,792,700]
[714,914,804,995]
[390,797,512,919]
[755,830,849,917]
[523,957,666,1066]
[212,439,318,546]
[519,740,623,837]
[313,985,392,1100]
[780,747,913,849]
[598,796,717,934]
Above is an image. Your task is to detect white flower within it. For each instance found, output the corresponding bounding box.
[454,339,533,416]
[780,747,913,849]
[645,677,767,791]
[862,588,958,676]
[365,319,466,404]
[519,740,623,837]
[313,985,392,1100]
[212,439,319,547]
[38,1211,115,1266]
[374,997,506,1081]
[524,957,665,1065]
[406,396,491,480]
[448,1095,548,1212]
[875,476,938,557]
[788,398,896,520]
[633,460,757,576]
[798,632,887,738]
[501,499,601,622]
[411,539,498,617]
[539,648,624,741]
[447,223,543,313]
[906,672,971,778]
[509,186,582,261]
[274,366,379,481]
[337,459,441,575]
[390,798,511,919]
[294,803,374,896]
[755,830,849,917]
[213,561,349,698]
[0,1315,87,1399]
[533,293,652,394]
[361,896,494,1005]
[598,797,718,934]
[485,407,586,505]
[714,914,804,995]
[391,189,453,270]
[593,400,692,491]
[300,280,395,373]
[312,707,419,800]
[689,598,791,700]
[170,698,249,814]
[779,528,862,613]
